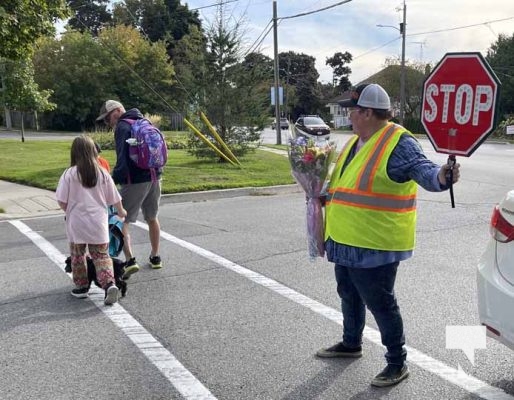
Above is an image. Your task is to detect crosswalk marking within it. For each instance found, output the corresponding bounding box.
[9,219,218,400]
[135,220,514,400]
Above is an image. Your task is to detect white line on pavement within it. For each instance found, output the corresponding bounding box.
[9,219,217,400]
[134,220,514,400]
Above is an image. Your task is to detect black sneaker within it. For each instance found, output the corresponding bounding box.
[104,283,119,306]
[122,257,140,280]
[71,287,89,298]
[149,255,162,269]
[371,364,409,387]
[316,342,363,358]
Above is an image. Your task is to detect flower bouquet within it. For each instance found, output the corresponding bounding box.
[288,137,337,260]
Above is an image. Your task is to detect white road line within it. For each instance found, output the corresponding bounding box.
[134,220,514,400]
[9,219,217,400]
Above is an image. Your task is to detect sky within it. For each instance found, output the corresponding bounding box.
[183,0,514,85]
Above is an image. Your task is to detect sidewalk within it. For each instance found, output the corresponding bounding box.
[0,180,62,220]
[0,179,301,221]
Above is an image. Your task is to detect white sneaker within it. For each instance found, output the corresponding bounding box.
[104,284,119,305]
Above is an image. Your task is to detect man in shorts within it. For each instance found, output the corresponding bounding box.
[97,100,163,277]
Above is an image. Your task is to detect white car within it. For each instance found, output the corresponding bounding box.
[477,190,514,350]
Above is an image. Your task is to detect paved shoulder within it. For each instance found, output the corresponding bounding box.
[0,180,62,220]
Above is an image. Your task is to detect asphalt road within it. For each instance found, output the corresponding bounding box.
[2,136,514,399]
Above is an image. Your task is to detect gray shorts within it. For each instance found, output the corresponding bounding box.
[120,181,161,223]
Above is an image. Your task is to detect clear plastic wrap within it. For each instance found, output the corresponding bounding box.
[288,137,337,260]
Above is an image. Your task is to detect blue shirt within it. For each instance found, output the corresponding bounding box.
[325,133,448,268]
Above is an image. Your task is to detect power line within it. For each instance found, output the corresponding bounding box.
[408,16,514,37]
[280,0,352,20]
[189,0,239,11]
[352,37,400,61]
[244,18,274,56]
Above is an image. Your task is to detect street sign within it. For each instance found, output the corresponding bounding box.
[421,52,501,157]
[270,86,283,105]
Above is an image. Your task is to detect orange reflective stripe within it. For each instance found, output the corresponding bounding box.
[356,124,400,191]
[329,190,416,212]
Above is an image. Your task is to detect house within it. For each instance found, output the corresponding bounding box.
[326,92,352,128]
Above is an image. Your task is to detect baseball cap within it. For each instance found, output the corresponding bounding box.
[338,83,391,110]
[96,100,123,121]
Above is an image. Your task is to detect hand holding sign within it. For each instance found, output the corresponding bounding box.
[421,52,501,207]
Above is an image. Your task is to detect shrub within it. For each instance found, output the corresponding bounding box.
[491,115,514,139]
[88,131,116,150]
[186,126,260,161]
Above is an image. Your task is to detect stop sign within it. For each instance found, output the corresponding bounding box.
[421,52,501,156]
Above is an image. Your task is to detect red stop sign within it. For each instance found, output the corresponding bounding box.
[421,52,501,156]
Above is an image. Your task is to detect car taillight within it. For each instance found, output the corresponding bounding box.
[490,205,514,243]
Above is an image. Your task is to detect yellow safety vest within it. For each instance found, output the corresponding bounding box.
[325,123,418,251]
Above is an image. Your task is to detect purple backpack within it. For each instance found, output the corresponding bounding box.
[123,118,168,180]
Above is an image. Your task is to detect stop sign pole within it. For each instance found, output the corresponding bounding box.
[421,52,501,207]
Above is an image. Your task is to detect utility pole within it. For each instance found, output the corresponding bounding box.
[399,0,406,125]
[272,0,281,145]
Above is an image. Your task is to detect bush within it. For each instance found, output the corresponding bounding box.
[491,115,514,139]
[88,130,116,150]
[186,126,260,161]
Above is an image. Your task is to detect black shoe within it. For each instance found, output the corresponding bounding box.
[316,342,362,358]
[71,287,89,298]
[149,255,162,269]
[371,364,409,387]
[104,283,119,306]
[122,257,140,280]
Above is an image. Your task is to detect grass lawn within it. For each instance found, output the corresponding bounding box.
[0,139,295,193]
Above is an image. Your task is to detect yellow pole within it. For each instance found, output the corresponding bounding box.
[183,118,238,167]
[199,112,241,165]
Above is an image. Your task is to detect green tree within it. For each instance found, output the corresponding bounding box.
[279,51,320,120]
[33,25,175,130]
[0,0,69,60]
[486,33,514,117]
[189,4,267,160]
[373,58,427,120]
[66,0,112,36]
[112,0,202,57]
[98,25,175,113]
[168,24,207,113]
[112,0,206,114]
[0,57,55,141]
[326,51,353,93]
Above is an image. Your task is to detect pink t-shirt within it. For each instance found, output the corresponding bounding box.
[56,166,122,244]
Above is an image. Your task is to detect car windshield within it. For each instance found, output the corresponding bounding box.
[304,117,325,125]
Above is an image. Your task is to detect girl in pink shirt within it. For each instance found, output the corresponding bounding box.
[56,135,127,305]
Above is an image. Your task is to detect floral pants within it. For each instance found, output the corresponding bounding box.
[70,243,115,290]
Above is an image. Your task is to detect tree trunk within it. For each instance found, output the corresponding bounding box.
[21,111,25,142]
[4,107,12,129]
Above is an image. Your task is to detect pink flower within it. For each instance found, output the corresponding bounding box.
[302,151,315,163]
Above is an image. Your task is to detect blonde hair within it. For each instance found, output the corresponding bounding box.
[70,135,103,188]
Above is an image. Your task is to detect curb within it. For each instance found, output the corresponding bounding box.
[0,184,303,221]
[160,184,302,204]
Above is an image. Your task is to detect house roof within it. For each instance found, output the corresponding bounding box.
[326,64,421,105]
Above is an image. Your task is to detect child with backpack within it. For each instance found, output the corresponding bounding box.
[56,135,127,305]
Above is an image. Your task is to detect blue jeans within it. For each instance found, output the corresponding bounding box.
[335,262,407,365]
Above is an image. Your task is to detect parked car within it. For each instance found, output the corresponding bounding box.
[271,117,289,130]
[294,115,330,140]
[478,189,514,350]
